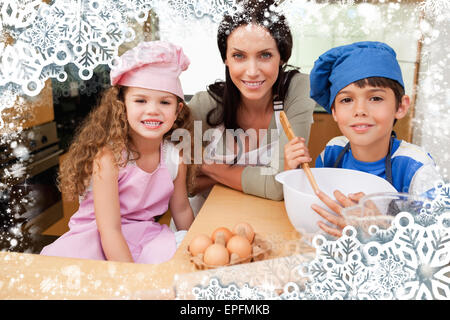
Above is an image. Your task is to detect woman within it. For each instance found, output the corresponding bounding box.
[188,0,316,211]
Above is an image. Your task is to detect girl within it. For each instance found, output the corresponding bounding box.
[41,41,195,264]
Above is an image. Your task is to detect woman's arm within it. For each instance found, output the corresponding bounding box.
[170,161,194,231]
[188,92,245,193]
[200,163,245,192]
[92,148,134,263]
[193,174,217,194]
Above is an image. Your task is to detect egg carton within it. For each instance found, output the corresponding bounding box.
[188,233,272,270]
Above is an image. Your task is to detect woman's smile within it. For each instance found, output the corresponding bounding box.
[241,80,265,89]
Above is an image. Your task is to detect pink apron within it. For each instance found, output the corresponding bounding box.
[41,143,176,264]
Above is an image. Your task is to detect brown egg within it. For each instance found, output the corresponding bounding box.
[211,227,233,244]
[203,244,230,266]
[232,222,255,243]
[188,234,213,256]
[226,235,252,259]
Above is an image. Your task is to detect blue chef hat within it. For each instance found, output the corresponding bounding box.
[309,41,404,113]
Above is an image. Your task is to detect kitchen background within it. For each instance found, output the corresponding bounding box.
[0,0,448,254]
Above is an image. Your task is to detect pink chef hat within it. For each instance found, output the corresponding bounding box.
[110,41,190,100]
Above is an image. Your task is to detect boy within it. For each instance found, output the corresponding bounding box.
[284,41,441,237]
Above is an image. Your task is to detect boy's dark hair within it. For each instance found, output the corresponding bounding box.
[353,77,405,110]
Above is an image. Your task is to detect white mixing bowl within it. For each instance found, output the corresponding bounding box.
[275,168,397,234]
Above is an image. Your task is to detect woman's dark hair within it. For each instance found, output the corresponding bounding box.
[206,0,299,129]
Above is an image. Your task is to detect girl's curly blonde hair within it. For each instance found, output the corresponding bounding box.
[59,85,197,201]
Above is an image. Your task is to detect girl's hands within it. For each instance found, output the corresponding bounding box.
[284,137,312,171]
[311,190,366,238]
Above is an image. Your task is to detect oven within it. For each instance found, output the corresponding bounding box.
[0,121,63,252]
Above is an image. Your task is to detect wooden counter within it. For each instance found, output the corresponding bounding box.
[0,184,311,299]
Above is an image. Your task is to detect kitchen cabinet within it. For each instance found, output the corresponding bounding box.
[41,152,78,236]
[308,111,342,167]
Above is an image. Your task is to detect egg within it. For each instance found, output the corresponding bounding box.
[211,227,233,244]
[203,244,230,266]
[232,222,255,243]
[188,234,213,256]
[226,235,252,259]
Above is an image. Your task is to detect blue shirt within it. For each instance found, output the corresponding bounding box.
[315,136,441,195]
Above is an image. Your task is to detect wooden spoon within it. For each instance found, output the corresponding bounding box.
[279,111,320,194]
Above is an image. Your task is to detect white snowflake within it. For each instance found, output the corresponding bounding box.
[3,162,27,179]
[165,0,236,22]
[192,277,278,300]
[419,0,450,17]
[279,282,302,300]
[12,144,30,161]
[296,227,389,300]
[60,265,82,290]
[372,256,410,292]
[40,276,59,293]
[192,278,241,300]
[0,84,19,129]
[0,0,42,29]
[21,17,59,54]
[427,181,450,216]
[295,185,450,300]
[336,0,356,6]
[0,0,134,96]
[392,211,450,299]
